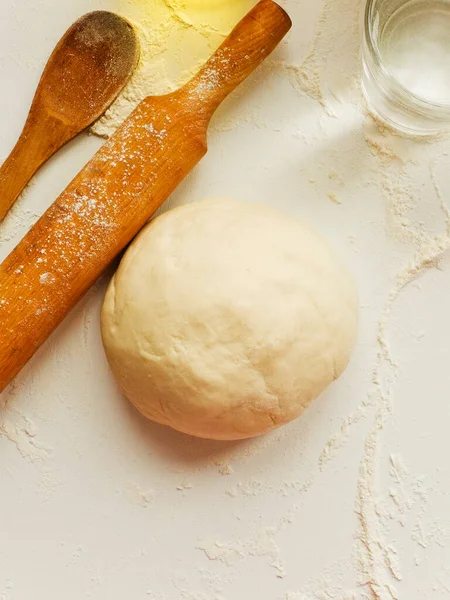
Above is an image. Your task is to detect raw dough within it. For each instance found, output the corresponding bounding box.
[101,199,358,440]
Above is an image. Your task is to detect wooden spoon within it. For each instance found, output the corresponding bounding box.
[0,11,139,222]
[0,0,291,393]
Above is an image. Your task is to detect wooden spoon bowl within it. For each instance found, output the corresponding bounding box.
[0,11,140,222]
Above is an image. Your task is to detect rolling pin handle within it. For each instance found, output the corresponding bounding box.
[182,0,292,119]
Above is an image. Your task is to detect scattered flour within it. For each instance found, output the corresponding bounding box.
[36,469,63,503]
[125,481,154,507]
[176,481,194,491]
[327,191,342,205]
[318,407,366,470]
[352,104,450,599]
[0,180,40,249]
[281,558,357,600]
[0,410,52,463]
[197,526,286,578]
[283,0,361,111]
[92,0,254,137]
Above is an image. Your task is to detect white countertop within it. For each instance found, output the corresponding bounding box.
[1,1,450,598]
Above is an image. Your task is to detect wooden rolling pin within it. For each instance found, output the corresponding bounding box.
[0,0,291,393]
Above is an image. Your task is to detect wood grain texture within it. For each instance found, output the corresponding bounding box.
[0,11,139,222]
[0,0,292,393]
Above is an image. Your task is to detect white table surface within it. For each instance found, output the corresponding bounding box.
[1,1,450,599]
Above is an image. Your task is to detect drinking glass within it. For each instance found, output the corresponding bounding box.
[362,0,450,135]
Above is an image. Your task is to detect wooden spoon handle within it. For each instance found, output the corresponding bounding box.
[0,112,75,221]
[183,0,292,116]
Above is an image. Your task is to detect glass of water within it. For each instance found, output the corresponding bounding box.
[362,0,450,135]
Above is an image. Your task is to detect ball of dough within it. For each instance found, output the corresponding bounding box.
[101,199,358,440]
